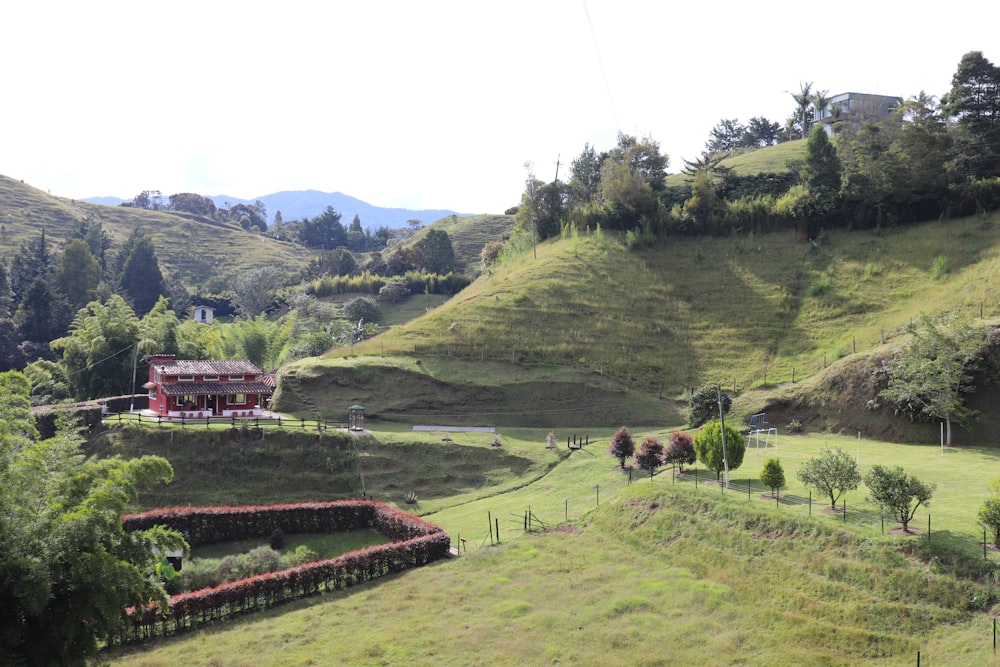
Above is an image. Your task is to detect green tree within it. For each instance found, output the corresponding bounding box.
[51,294,140,399]
[943,51,1000,180]
[298,206,347,249]
[795,447,861,509]
[634,436,665,479]
[54,238,101,313]
[13,277,68,345]
[421,229,456,273]
[0,370,186,666]
[740,116,782,148]
[878,313,988,446]
[977,475,1000,547]
[342,296,379,323]
[688,385,731,428]
[864,465,935,532]
[568,142,603,206]
[788,81,814,139]
[607,426,635,469]
[231,266,279,317]
[760,457,785,497]
[705,118,746,154]
[693,419,745,481]
[117,230,167,316]
[138,295,181,356]
[167,192,217,216]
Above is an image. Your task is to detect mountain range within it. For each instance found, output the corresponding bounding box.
[83,190,470,230]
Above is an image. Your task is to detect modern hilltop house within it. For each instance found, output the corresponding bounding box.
[813,92,902,135]
[143,354,273,419]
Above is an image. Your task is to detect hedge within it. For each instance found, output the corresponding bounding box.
[115,500,450,644]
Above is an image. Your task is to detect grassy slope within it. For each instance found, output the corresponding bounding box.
[108,424,1000,666]
[388,213,515,276]
[666,138,807,187]
[279,211,1000,434]
[0,174,313,287]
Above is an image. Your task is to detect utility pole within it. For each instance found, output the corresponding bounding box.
[717,385,730,486]
[553,154,562,182]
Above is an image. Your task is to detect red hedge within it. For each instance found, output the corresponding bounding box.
[117,500,450,644]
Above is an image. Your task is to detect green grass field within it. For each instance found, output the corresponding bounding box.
[106,421,1000,666]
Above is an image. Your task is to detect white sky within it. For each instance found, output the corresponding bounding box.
[2,1,998,215]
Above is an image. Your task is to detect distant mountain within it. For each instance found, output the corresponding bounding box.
[83,190,469,230]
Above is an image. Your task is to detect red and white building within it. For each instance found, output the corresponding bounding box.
[143,355,273,419]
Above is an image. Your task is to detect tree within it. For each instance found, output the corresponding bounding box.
[864,465,935,532]
[978,475,1000,547]
[607,426,635,469]
[299,206,347,249]
[688,385,731,428]
[138,296,180,356]
[231,267,278,318]
[13,277,68,345]
[117,230,167,316]
[664,431,696,471]
[795,447,861,509]
[167,192,217,216]
[0,370,186,665]
[740,116,782,148]
[943,51,1000,180]
[568,142,603,206]
[54,238,101,313]
[789,82,814,139]
[128,189,162,210]
[422,229,456,273]
[759,457,785,497]
[878,313,988,446]
[634,436,665,479]
[705,118,746,154]
[342,296,379,323]
[50,294,140,400]
[480,240,506,270]
[693,420,745,481]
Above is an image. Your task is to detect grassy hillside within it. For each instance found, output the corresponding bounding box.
[666,138,807,186]
[0,174,314,289]
[389,213,515,276]
[278,211,1000,434]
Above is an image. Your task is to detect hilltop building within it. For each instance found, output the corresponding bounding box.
[814,92,902,135]
[143,355,272,419]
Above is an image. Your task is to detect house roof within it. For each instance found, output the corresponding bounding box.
[157,381,273,396]
[155,360,263,375]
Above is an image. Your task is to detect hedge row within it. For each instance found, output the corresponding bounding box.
[115,501,450,644]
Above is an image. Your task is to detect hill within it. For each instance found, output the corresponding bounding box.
[84,189,470,231]
[277,210,1000,439]
[0,174,313,289]
[666,138,807,187]
[390,213,516,276]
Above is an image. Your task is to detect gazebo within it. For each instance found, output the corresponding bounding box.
[349,405,366,431]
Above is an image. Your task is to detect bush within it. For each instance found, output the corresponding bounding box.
[342,296,379,323]
[269,528,285,550]
[378,280,410,303]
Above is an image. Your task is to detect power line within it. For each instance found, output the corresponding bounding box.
[581,0,620,132]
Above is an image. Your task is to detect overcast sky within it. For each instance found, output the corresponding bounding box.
[2,1,997,215]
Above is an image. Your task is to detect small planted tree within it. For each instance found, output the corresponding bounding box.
[608,426,635,469]
[693,420,745,481]
[796,447,861,509]
[634,436,665,480]
[864,465,935,532]
[759,458,785,497]
[545,431,557,450]
[664,431,696,472]
[978,475,1000,547]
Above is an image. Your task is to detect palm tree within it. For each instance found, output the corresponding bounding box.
[812,89,831,121]
[789,82,813,139]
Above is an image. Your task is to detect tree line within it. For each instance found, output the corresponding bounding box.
[514,51,1000,244]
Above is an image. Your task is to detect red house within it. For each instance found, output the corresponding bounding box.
[143,355,273,419]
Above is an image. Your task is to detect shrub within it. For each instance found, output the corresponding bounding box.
[693,420,746,481]
[342,296,379,323]
[269,528,285,550]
